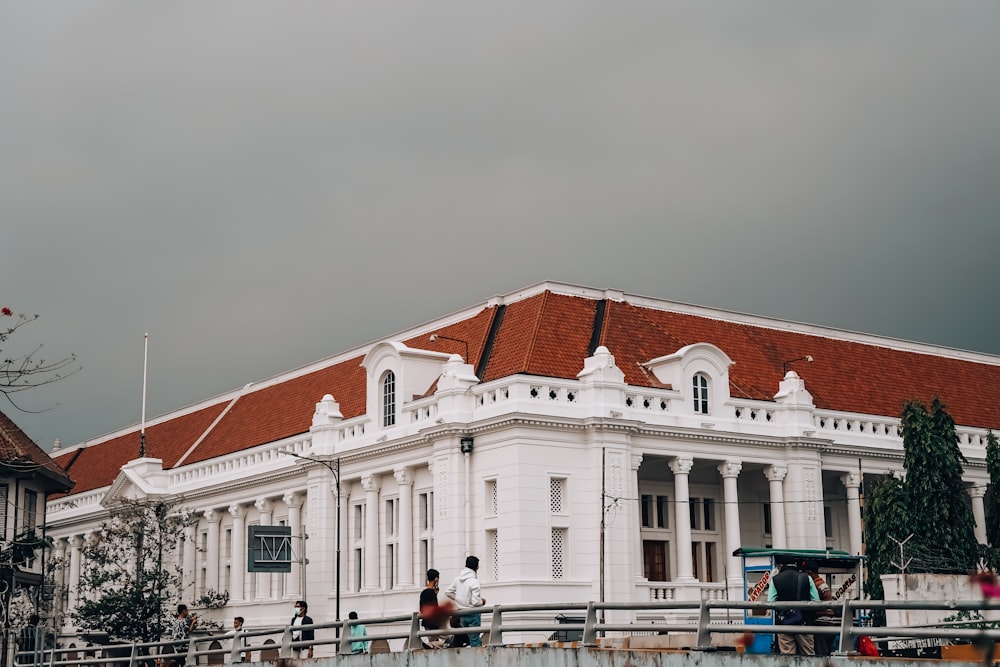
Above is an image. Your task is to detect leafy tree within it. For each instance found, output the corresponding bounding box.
[71,500,188,643]
[0,306,79,410]
[901,398,978,573]
[986,431,1000,548]
[863,473,909,624]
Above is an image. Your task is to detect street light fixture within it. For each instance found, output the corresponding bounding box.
[429,333,470,363]
[282,451,341,637]
[782,355,813,375]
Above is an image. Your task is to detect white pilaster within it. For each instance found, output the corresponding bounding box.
[229,503,246,602]
[183,524,196,599]
[969,485,988,544]
[765,465,788,549]
[631,454,645,581]
[841,472,864,556]
[284,492,304,599]
[671,457,695,582]
[395,467,414,587]
[68,535,83,612]
[255,498,274,599]
[205,510,221,593]
[719,460,743,594]
[362,474,381,591]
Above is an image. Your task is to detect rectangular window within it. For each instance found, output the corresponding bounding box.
[689,497,702,530]
[354,505,364,540]
[419,492,434,531]
[198,568,206,597]
[387,543,396,590]
[641,495,653,528]
[705,542,716,583]
[763,503,772,535]
[656,496,669,529]
[224,528,233,558]
[642,540,669,581]
[385,499,398,538]
[824,506,834,539]
[703,498,715,531]
[485,480,498,516]
[24,489,38,531]
[354,548,363,592]
[550,478,566,514]
[551,528,566,579]
[487,529,499,581]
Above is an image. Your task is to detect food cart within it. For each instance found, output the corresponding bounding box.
[734,547,865,654]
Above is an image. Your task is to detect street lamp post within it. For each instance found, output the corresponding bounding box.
[282,451,341,637]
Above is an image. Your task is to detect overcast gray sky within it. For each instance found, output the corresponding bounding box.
[3,2,999,451]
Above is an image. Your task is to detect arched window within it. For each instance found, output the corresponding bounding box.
[382,370,396,427]
[692,373,709,415]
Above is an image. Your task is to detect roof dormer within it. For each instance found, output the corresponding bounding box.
[643,343,734,416]
[361,342,452,429]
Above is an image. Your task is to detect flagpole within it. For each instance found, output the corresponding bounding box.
[139,333,148,458]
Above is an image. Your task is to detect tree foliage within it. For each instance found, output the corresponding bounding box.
[71,500,188,643]
[900,398,978,573]
[863,473,908,622]
[0,307,79,410]
[986,431,1000,549]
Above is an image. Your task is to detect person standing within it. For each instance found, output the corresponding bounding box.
[228,616,249,663]
[805,564,837,656]
[171,604,198,666]
[419,568,447,648]
[767,561,819,655]
[445,555,486,647]
[290,600,314,659]
[348,611,369,654]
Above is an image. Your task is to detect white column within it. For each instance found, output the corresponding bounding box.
[395,467,414,587]
[841,472,864,556]
[969,485,988,545]
[52,539,67,621]
[284,492,304,599]
[205,510,221,592]
[631,454,645,580]
[718,460,743,593]
[183,524,196,599]
[670,457,695,582]
[362,473,381,591]
[765,465,788,549]
[255,498,274,599]
[338,481,349,608]
[68,535,83,612]
[229,503,246,602]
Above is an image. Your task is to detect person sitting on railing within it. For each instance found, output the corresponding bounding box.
[445,555,487,647]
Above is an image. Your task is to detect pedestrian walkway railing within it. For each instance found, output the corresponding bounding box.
[22,597,1000,665]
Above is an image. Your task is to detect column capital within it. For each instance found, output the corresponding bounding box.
[393,467,412,486]
[203,509,221,523]
[718,460,743,479]
[764,464,788,482]
[283,491,304,508]
[361,473,380,493]
[69,535,84,548]
[841,471,862,490]
[669,456,694,476]
[255,498,273,514]
[631,454,644,471]
[968,485,987,499]
[229,503,246,519]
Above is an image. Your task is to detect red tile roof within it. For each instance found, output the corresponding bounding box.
[52,287,1000,498]
[0,409,73,492]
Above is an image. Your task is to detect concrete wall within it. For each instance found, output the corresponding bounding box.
[261,647,977,667]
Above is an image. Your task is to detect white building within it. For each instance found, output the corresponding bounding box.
[46,281,1000,635]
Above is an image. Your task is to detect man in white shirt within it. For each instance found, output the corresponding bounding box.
[444,555,486,647]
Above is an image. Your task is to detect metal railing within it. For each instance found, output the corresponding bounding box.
[21,596,1000,665]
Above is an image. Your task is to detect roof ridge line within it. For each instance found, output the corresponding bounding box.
[174,383,253,468]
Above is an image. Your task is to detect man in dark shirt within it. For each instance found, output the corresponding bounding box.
[419,568,446,648]
[767,562,819,655]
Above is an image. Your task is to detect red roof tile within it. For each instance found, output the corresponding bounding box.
[56,287,1000,498]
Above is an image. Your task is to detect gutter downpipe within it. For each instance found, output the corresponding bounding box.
[464,448,471,556]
